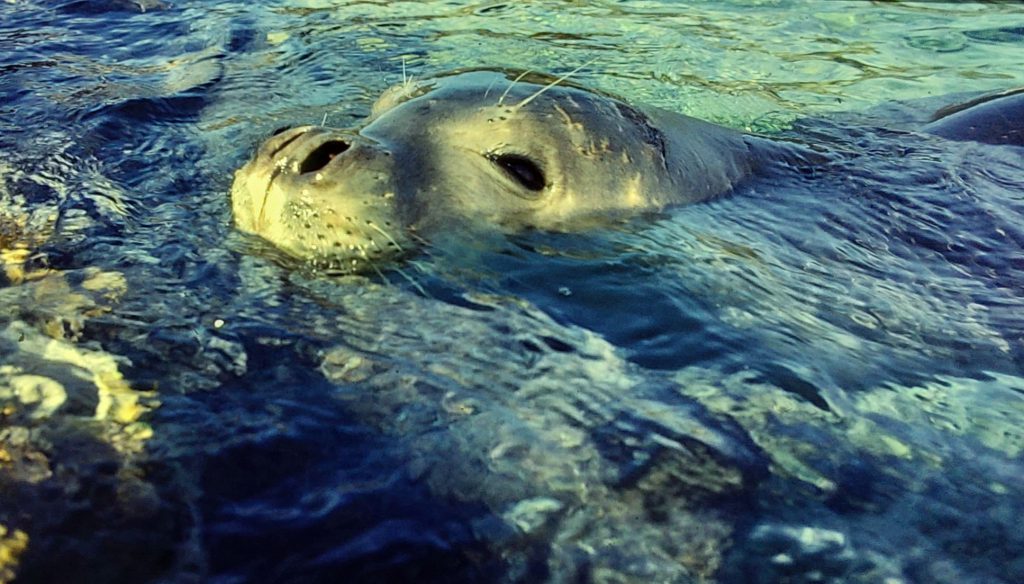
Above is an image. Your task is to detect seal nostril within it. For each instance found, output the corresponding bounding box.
[271,126,292,136]
[299,140,351,174]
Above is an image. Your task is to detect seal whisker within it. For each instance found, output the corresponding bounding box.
[483,76,501,101]
[366,221,404,252]
[513,59,597,112]
[399,57,417,90]
[363,256,397,288]
[498,70,534,107]
[392,264,430,297]
[406,257,430,274]
[405,230,433,251]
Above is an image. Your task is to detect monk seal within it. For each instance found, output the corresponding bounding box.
[923,87,1024,146]
[230,70,799,271]
[230,70,1023,272]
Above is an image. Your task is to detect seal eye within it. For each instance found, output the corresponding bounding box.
[490,153,546,192]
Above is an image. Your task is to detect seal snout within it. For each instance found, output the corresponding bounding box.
[298,139,351,174]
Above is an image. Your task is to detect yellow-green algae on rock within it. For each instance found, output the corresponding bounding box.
[1,197,165,579]
[0,315,181,581]
[0,524,28,584]
[0,320,157,447]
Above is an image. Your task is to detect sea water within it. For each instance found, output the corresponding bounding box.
[2,1,1024,582]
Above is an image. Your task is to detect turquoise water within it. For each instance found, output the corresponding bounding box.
[2,1,1024,582]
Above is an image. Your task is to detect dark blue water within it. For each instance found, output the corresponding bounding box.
[2,1,1024,583]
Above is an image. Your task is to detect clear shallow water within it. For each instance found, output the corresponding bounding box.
[2,1,1024,582]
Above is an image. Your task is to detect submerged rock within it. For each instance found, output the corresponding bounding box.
[742,524,858,583]
[318,285,770,582]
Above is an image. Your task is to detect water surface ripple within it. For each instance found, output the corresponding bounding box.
[2,1,1024,583]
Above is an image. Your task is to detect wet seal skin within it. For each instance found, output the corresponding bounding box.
[230,70,795,272]
[923,86,1024,146]
[231,69,1023,272]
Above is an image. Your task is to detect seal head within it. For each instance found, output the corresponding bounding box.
[231,70,761,271]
